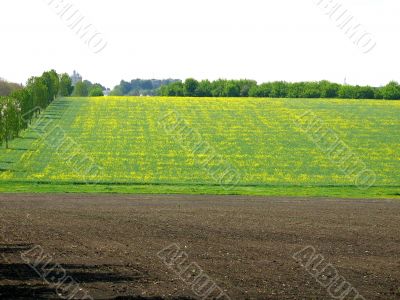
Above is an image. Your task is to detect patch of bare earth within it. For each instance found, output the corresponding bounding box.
[0,194,399,299]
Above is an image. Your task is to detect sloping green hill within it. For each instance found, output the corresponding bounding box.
[0,97,399,197]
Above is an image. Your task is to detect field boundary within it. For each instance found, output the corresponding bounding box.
[0,181,399,199]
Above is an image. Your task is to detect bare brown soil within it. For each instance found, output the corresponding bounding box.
[0,194,399,299]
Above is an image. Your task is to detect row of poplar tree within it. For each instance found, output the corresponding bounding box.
[0,70,73,148]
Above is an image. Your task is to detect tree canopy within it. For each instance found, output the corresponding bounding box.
[1,70,62,148]
[159,79,400,100]
[59,73,73,97]
[72,80,105,97]
[111,79,180,96]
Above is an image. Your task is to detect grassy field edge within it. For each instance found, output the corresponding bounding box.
[0,181,399,199]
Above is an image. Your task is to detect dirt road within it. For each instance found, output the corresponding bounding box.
[0,194,399,299]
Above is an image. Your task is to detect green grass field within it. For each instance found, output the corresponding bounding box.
[0,97,399,198]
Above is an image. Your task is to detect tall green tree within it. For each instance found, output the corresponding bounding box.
[59,73,73,96]
[196,80,212,97]
[42,70,59,103]
[72,81,89,97]
[382,81,400,100]
[89,84,104,96]
[237,80,257,97]
[11,89,32,127]
[318,81,339,98]
[27,76,49,113]
[224,81,240,97]
[270,81,288,98]
[211,80,226,97]
[183,78,199,96]
[0,97,21,148]
[159,81,184,96]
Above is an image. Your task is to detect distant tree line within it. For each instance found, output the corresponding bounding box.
[159,79,400,100]
[72,80,105,97]
[0,79,23,96]
[0,70,72,148]
[111,79,180,96]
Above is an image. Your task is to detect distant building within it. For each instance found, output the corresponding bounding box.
[71,70,82,86]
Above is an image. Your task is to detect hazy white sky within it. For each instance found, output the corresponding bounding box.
[1,0,399,88]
